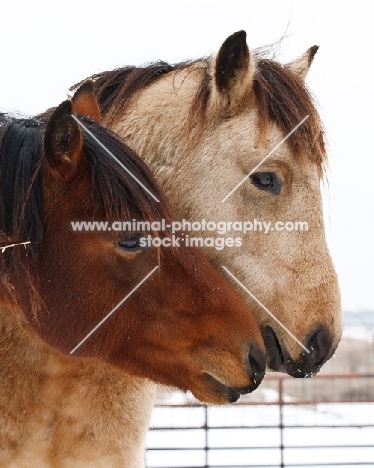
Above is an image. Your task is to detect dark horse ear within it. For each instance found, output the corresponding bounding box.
[71,80,101,122]
[44,100,83,181]
[212,30,255,112]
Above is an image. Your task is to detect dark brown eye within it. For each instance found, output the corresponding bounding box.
[250,172,282,195]
[118,233,145,252]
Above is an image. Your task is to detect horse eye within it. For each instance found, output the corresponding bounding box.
[118,233,145,252]
[250,172,282,195]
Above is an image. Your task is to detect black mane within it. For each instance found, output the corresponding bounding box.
[0,115,44,251]
[0,113,171,266]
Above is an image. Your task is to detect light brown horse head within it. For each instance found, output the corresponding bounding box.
[88,30,342,377]
[0,82,266,405]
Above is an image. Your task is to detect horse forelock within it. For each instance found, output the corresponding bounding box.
[253,56,326,171]
[86,49,326,172]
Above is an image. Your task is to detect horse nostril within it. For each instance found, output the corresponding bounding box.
[247,345,266,387]
[260,325,336,378]
[305,326,333,369]
[290,326,335,378]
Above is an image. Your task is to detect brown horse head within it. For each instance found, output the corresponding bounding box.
[86,30,342,377]
[0,82,265,405]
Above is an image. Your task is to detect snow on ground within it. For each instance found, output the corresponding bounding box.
[146,390,374,467]
[146,325,374,467]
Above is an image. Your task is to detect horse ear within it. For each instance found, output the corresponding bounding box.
[212,30,255,112]
[44,100,83,181]
[284,46,319,80]
[71,80,101,122]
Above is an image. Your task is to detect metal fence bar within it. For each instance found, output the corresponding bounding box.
[146,373,374,468]
[148,422,374,430]
[278,378,284,468]
[204,405,208,468]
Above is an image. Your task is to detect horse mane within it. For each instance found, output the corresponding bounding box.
[0,114,44,253]
[79,50,326,168]
[0,113,171,304]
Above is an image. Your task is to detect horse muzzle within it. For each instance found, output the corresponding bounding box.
[192,343,266,404]
[262,325,339,378]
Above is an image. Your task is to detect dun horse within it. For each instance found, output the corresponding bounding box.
[0,83,266,467]
[83,30,342,377]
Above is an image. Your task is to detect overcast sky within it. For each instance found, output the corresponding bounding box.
[1,0,373,311]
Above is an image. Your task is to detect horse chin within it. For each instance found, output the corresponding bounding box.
[192,373,257,405]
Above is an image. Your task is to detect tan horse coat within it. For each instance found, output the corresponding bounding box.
[0,306,154,468]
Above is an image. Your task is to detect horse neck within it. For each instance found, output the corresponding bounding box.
[0,304,155,468]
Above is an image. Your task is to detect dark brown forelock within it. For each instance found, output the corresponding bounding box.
[79,51,326,171]
[253,58,326,169]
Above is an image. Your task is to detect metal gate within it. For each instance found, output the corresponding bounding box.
[145,373,374,468]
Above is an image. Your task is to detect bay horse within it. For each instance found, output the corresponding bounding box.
[80,30,342,378]
[0,82,266,467]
